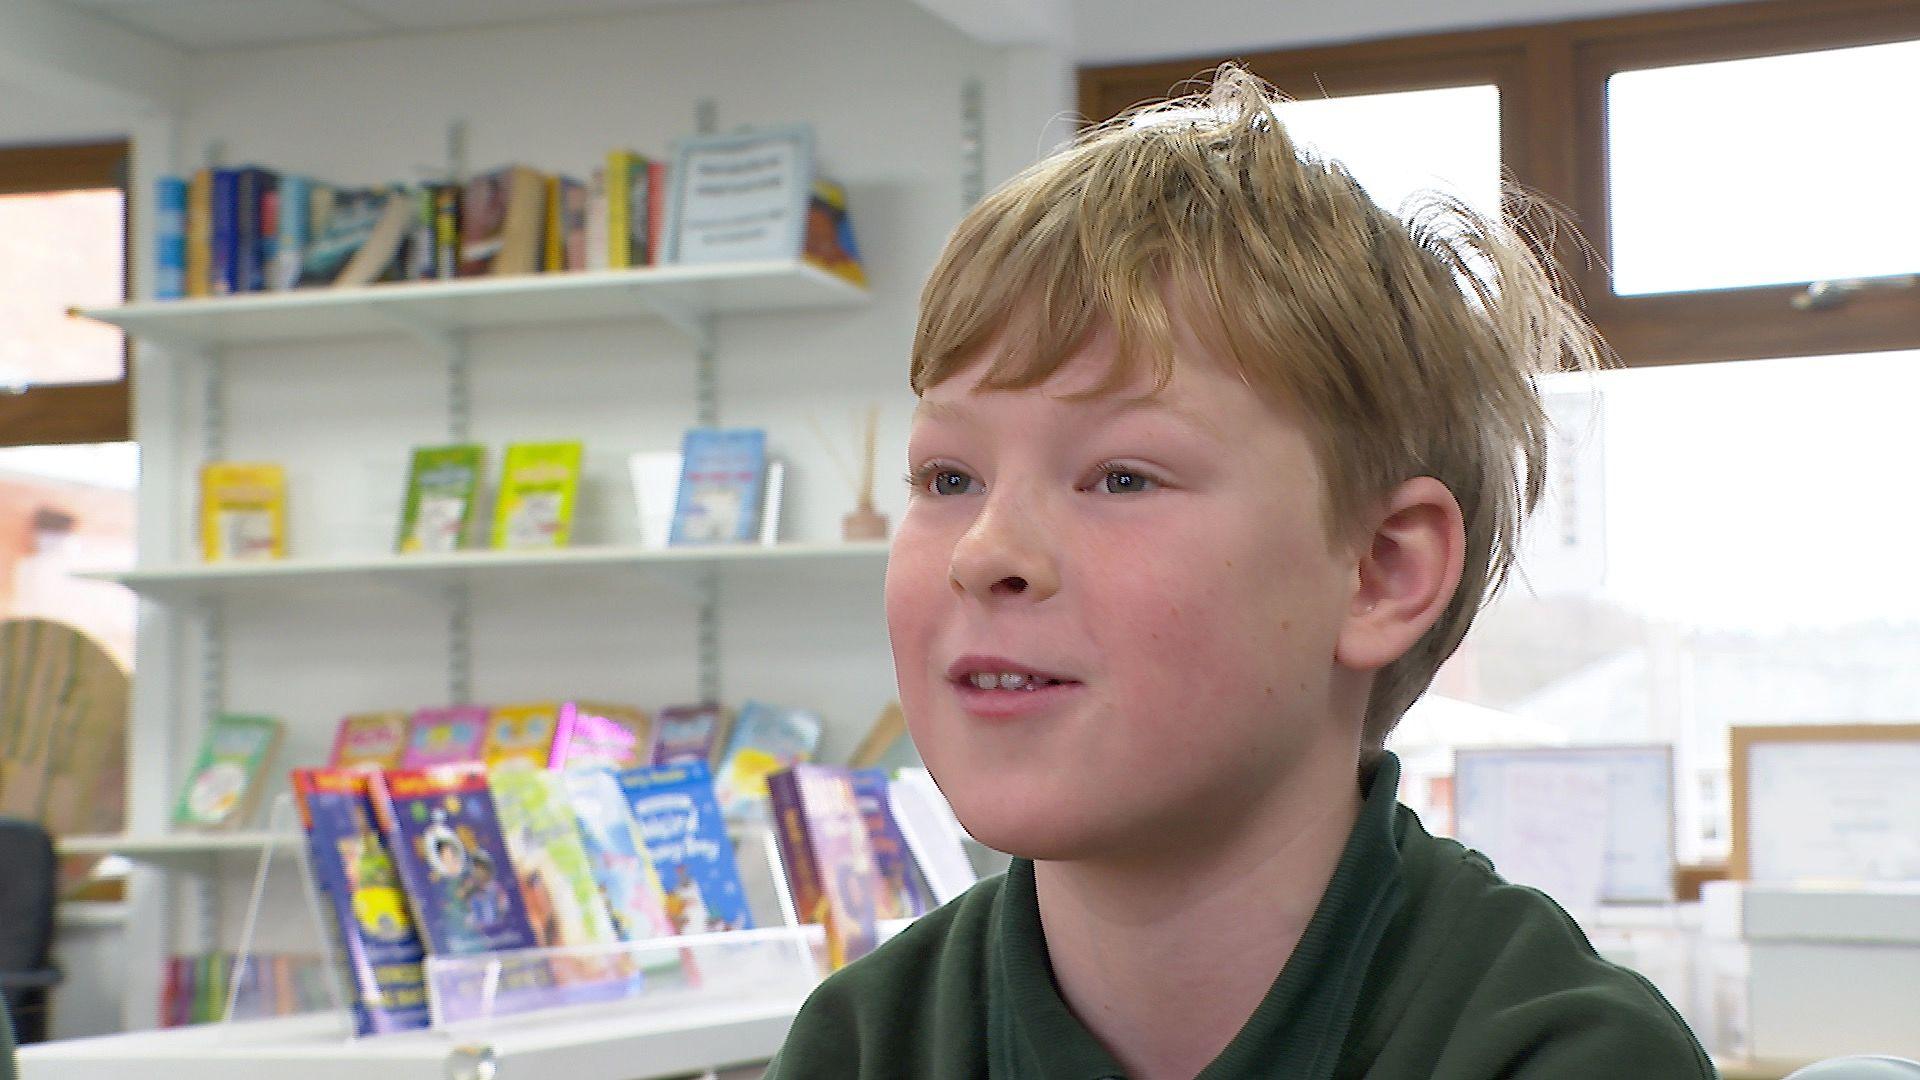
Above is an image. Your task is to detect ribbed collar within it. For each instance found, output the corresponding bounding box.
[988,752,1409,1079]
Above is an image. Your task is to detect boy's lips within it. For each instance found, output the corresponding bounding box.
[945,655,1083,719]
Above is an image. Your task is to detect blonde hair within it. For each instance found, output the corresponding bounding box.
[910,64,1606,753]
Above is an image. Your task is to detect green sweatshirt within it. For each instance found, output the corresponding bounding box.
[765,752,1715,1078]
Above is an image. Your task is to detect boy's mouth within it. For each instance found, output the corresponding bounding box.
[946,656,1079,692]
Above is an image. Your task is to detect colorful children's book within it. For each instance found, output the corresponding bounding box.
[560,768,676,944]
[617,762,753,934]
[395,444,486,554]
[367,764,540,957]
[544,174,589,272]
[154,175,187,301]
[328,710,411,770]
[668,429,766,546]
[483,702,563,771]
[460,165,546,277]
[291,768,430,1036]
[648,703,731,768]
[573,702,650,766]
[801,177,866,288]
[491,441,583,550]
[173,714,283,830]
[606,151,667,269]
[713,700,822,822]
[554,704,642,770]
[767,764,881,970]
[487,767,631,993]
[199,463,287,562]
[400,705,490,768]
[848,768,933,919]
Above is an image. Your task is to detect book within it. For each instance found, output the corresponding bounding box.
[328,710,411,770]
[395,444,486,554]
[713,700,823,822]
[428,182,460,280]
[848,768,932,918]
[272,174,311,290]
[648,703,731,767]
[802,177,866,288]
[560,768,676,944]
[460,165,546,277]
[210,167,239,295]
[606,151,666,269]
[491,441,583,550]
[483,701,563,771]
[553,704,642,770]
[617,762,753,934]
[585,166,609,272]
[544,174,589,272]
[333,189,415,288]
[574,702,650,765]
[487,767,631,993]
[154,176,187,301]
[668,428,766,546]
[290,768,431,1035]
[889,767,978,906]
[234,166,279,294]
[298,186,392,287]
[767,764,880,970]
[400,705,490,768]
[367,764,540,956]
[186,167,212,298]
[172,713,283,830]
[199,462,286,562]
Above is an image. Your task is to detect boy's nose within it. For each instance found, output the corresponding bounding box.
[947,495,1061,603]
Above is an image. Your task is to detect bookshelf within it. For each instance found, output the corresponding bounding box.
[57,831,301,860]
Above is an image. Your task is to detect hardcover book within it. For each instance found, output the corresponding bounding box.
[617,762,753,934]
[668,428,766,546]
[291,768,431,1035]
[460,165,546,277]
[848,768,932,919]
[328,710,411,770]
[647,703,731,768]
[491,441,583,550]
[713,699,823,822]
[367,764,540,957]
[767,764,880,970]
[487,767,631,993]
[199,462,287,562]
[395,444,486,554]
[173,714,283,831]
[400,705,490,768]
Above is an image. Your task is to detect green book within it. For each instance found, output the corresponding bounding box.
[172,714,283,830]
[491,441,583,549]
[395,444,486,554]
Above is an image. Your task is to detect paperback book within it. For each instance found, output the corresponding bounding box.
[298,186,396,287]
[291,768,430,1036]
[400,705,490,768]
[668,428,766,546]
[560,768,677,944]
[199,463,286,562]
[492,441,583,550]
[487,767,633,996]
[395,444,486,554]
[328,710,411,770]
[460,165,546,277]
[848,768,932,919]
[767,764,880,970]
[173,714,283,831]
[648,703,731,768]
[617,762,753,934]
[713,700,823,822]
[482,702,564,771]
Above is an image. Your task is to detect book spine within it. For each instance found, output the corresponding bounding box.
[154,176,188,301]
[259,175,280,291]
[544,174,563,273]
[766,768,824,927]
[432,184,460,280]
[236,170,262,294]
[186,168,212,298]
[586,167,609,272]
[646,160,668,266]
[606,152,630,270]
[274,175,309,291]
[210,168,239,296]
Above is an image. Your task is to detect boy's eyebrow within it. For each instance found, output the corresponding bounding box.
[913,394,1222,440]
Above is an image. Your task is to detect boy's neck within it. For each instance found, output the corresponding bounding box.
[1031,747,1367,1080]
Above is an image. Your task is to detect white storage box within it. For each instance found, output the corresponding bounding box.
[1744,883,1920,1061]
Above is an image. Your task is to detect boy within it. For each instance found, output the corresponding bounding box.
[766,66,1713,1078]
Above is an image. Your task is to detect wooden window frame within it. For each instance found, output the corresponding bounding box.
[1079,0,1920,368]
[0,140,131,445]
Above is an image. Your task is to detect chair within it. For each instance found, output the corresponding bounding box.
[0,818,61,1045]
[1786,1058,1920,1079]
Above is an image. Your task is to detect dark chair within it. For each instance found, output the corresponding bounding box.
[0,818,61,1045]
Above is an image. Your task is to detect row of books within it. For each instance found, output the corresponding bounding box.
[159,952,329,1027]
[200,428,780,562]
[293,755,941,1036]
[153,151,672,299]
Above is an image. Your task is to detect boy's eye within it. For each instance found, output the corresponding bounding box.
[1098,466,1158,494]
[908,464,981,496]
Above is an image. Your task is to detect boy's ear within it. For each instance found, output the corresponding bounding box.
[1335,477,1467,674]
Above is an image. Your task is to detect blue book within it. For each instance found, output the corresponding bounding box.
[367,764,539,956]
[210,167,240,295]
[617,762,754,934]
[153,176,187,301]
[234,166,278,294]
[668,428,767,546]
[275,174,310,291]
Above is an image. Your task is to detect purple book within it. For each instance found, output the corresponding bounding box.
[848,769,933,918]
[767,764,879,971]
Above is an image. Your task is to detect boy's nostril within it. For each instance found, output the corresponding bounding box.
[999,576,1028,593]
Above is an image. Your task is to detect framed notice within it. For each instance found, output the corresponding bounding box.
[1730,723,1920,883]
[662,126,815,266]
[1454,744,1675,907]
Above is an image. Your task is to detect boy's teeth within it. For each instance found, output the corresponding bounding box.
[968,672,1057,691]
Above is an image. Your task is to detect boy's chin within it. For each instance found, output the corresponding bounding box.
[947,788,1138,864]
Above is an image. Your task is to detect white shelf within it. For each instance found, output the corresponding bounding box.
[17,996,801,1080]
[57,831,301,860]
[77,541,890,603]
[76,260,868,351]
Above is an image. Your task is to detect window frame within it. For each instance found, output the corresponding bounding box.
[1078,0,1920,368]
[0,140,132,445]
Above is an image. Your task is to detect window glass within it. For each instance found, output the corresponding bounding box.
[0,188,126,389]
[1276,84,1504,220]
[0,442,137,666]
[1608,41,1920,295]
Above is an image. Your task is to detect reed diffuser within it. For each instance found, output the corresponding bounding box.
[842,403,889,541]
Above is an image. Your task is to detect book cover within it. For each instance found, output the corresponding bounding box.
[491,441,583,550]
[543,175,589,273]
[560,768,676,944]
[328,710,410,770]
[333,188,415,288]
[487,767,631,993]
[210,167,239,295]
[154,176,187,301]
[668,428,766,546]
[234,166,279,294]
[367,764,540,956]
[460,165,546,277]
[848,768,932,918]
[172,713,283,830]
[272,174,311,291]
[605,151,639,270]
[571,702,650,766]
[395,444,486,554]
[713,699,822,822]
[298,186,390,287]
[186,167,212,298]
[767,764,880,970]
[550,703,641,770]
[802,177,867,288]
[199,462,287,562]
[290,768,431,1035]
[648,703,731,768]
[617,762,753,934]
[400,705,490,768]
[482,701,563,771]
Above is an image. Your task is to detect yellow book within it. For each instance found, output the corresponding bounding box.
[491,441,583,549]
[543,174,563,273]
[186,167,212,298]
[483,701,563,770]
[605,150,633,270]
[199,462,287,562]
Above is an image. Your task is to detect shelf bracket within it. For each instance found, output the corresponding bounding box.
[447,583,473,706]
[696,568,721,704]
[640,292,712,351]
[368,306,463,362]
